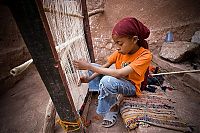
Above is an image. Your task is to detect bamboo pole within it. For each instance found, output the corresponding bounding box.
[151,69,200,76]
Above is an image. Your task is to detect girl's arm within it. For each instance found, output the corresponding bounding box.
[73,60,133,79]
[88,63,133,78]
[86,62,112,82]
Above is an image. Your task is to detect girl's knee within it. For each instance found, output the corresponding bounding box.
[100,76,116,85]
[99,76,118,93]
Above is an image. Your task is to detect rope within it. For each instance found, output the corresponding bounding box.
[56,118,81,132]
[56,116,91,132]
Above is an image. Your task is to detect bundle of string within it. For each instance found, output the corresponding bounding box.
[42,0,90,110]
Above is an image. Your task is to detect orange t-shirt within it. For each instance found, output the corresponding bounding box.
[107,47,152,96]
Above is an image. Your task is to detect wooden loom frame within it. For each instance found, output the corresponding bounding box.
[6,0,95,132]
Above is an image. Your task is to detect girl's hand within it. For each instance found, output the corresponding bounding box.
[77,76,89,86]
[72,59,90,70]
[80,76,89,83]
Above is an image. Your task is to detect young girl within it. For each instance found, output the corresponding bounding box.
[73,17,152,128]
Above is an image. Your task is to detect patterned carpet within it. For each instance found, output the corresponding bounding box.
[120,90,192,132]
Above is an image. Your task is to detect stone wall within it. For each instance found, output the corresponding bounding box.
[87,0,200,64]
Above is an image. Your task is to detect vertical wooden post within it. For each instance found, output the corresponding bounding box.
[81,0,95,63]
[6,0,83,132]
[43,99,56,133]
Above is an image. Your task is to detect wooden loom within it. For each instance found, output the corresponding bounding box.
[7,0,95,132]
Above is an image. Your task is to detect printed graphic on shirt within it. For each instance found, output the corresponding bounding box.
[121,61,131,68]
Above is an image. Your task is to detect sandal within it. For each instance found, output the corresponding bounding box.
[102,112,118,128]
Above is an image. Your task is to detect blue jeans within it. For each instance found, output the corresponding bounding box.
[88,64,136,116]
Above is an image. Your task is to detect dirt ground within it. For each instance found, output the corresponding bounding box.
[1,65,199,133]
[0,0,200,133]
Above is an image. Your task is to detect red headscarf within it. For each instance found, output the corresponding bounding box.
[112,17,150,48]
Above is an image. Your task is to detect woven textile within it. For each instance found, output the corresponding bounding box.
[120,91,191,132]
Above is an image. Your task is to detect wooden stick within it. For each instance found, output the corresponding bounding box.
[88,8,104,17]
[44,7,104,18]
[151,69,200,76]
[43,7,84,18]
[43,98,56,133]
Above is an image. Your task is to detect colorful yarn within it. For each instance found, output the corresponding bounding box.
[120,91,191,132]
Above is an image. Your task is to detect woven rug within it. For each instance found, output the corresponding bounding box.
[120,90,191,132]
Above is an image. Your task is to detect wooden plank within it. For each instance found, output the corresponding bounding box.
[80,92,92,128]
[6,0,80,125]
[43,98,56,133]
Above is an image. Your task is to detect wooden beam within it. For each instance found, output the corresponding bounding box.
[6,0,81,128]
[81,0,95,63]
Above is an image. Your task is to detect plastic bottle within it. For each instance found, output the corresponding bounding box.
[165,31,174,42]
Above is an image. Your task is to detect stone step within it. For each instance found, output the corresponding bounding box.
[182,73,200,93]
